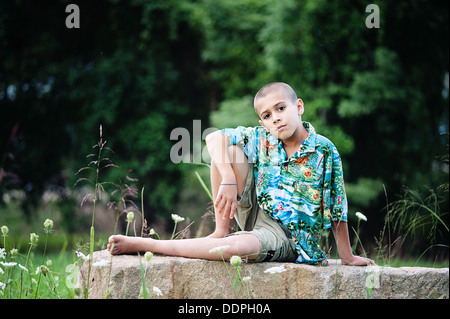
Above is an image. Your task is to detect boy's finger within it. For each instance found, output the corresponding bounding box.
[229,200,237,219]
[222,200,231,220]
[214,195,224,214]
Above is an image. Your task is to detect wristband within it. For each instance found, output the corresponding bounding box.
[220,183,237,186]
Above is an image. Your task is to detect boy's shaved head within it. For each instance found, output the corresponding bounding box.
[254,82,298,108]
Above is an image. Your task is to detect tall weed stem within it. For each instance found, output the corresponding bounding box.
[34,230,49,299]
[75,125,118,298]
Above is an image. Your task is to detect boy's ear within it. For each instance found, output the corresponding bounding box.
[297,98,304,116]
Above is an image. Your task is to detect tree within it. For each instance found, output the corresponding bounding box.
[0,0,210,223]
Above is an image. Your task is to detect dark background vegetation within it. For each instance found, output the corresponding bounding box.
[1,0,448,264]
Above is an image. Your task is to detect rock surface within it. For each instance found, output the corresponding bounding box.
[78,249,448,299]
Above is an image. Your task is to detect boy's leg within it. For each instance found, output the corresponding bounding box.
[107,144,260,260]
[108,233,260,261]
[208,145,249,238]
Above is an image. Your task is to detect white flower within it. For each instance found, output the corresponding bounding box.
[149,228,156,235]
[0,248,5,260]
[242,276,251,283]
[0,267,4,275]
[152,286,163,296]
[0,261,17,268]
[208,245,231,254]
[171,214,185,223]
[76,250,87,260]
[93,259,110,267]
[30,233,39,245]
[144,251,153,262]
[264,265,286,274]
[355,212,367,222]
[230,255,242,268]
[43,218,54,232]
[36,265,49,275]
[18,264,28,272]
[10,248,18,258]
[0,281,6,291]
[1,225,8,236]
[126,211,135,223]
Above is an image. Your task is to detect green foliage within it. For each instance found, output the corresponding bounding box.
[385,186,449,261]
[210,96,259,129]
[188,0,271,98]
[1,0,210,220]
[345,178,384,213]
[338,48,407,117]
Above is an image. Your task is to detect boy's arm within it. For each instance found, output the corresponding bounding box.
[331,221,376,266]
[205,131,238,220]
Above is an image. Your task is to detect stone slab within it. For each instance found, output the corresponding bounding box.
[78,249,449,299]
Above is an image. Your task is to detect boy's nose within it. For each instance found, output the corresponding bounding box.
[273,115,281,124]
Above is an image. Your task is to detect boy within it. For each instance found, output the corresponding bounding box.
[108,82,375,266]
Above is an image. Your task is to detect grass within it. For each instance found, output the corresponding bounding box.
[382,256,449,268]
[0,233,77,299]
[0,221,116,299]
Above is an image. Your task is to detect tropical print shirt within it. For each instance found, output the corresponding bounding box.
[222,122,348,265]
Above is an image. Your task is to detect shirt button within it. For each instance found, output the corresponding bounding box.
[278,185,283,190]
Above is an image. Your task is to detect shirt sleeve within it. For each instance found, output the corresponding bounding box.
[329,146,348,223]
[220,126,259,163]
[322,143,348,229]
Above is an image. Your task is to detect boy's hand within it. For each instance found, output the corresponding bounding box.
[214,184,238,220]
[331,221,376,267]
[341,255,376,266]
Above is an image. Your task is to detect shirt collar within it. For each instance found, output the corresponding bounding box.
[298,122,317,156]
[274,122,317,164]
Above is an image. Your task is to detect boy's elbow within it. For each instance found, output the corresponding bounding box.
[205,131,229,158]
[205,130,226,145]
[205,131,217,145]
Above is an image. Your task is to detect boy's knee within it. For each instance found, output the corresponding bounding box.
[224,234,260,259]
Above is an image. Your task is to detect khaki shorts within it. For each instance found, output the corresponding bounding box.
[228,164,298,263]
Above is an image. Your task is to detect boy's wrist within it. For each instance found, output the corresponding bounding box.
[221,171,236,184]
[221,178,237,185]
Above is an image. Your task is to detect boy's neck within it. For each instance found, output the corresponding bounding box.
[281,123,308,158]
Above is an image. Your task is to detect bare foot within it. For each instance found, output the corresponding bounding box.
[107,235,153,255]
[341,255,376,266]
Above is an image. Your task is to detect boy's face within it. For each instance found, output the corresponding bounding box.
[254,89,304,141]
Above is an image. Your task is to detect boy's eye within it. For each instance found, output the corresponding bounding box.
[263,113,270,120]
[278,106,285,111]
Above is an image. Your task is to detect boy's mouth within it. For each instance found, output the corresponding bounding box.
[276,125,286,131]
